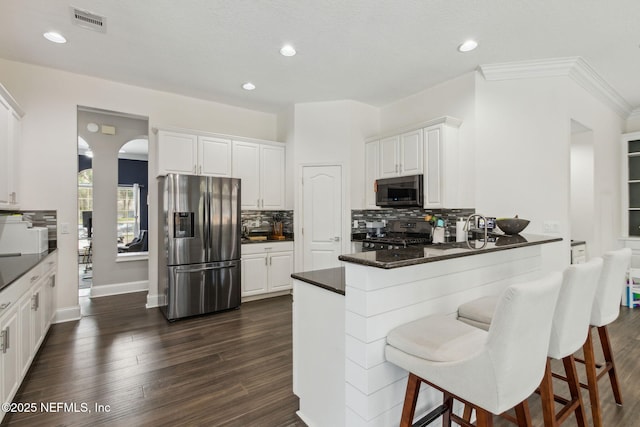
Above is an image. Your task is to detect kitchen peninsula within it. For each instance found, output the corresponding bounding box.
[292,234,561,427]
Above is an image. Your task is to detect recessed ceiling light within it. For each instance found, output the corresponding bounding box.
[458,39,478,53]
[280,45,296,57]
[43,31,67,44]
[242,82,256,91]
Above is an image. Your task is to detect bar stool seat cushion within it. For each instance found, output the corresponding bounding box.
[457,296,498,331]
[387,314,487,362]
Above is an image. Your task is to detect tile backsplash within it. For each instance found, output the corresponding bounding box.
[352,208,475,234]
[241,210,293,237]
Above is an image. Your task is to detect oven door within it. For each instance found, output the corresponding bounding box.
[375,175,423,207]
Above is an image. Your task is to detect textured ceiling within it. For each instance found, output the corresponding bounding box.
[1,0,639,114]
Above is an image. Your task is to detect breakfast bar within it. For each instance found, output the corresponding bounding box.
[292,234,561,427]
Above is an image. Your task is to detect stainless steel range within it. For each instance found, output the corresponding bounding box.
[361,220,433,251]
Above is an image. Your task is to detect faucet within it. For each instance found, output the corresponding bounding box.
[465,214,488,249]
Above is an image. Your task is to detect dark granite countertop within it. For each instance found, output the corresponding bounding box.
[571,240,586,247]
[241,236,294,244]
[291,267,345,295]
[338,234,562,269]
[0,248,57,292]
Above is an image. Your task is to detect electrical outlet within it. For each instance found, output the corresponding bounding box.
[61,222,70,234]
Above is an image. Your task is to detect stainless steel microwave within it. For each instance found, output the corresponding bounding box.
[375,174,423,207]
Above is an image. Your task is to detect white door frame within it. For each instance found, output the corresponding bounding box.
[295,162,347,273]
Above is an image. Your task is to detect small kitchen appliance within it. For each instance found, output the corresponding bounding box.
[375,175,423,207]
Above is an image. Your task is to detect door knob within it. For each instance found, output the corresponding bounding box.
[333,236,340,242]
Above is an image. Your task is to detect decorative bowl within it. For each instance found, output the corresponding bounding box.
[496,218,530,235]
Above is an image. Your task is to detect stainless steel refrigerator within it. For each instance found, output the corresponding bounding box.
[158,174,241,320]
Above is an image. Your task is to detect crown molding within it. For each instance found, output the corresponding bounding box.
[478,57,632,119]
[628,108,640,119]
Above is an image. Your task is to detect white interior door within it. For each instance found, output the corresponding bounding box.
[302,165,342,271]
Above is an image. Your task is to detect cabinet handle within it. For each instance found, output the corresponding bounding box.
[0,302,10,313]
[1,327,8,353]
[50,275,56,288]
[30,275,40,283]
[37,292,40,310]
[269,257,272,265]
[265,257,268,266]
[257,199,260,208]
[199,165,202,174]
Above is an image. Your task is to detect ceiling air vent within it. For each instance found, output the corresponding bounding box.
[70,6,107,33]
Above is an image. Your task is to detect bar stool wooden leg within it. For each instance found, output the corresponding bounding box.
[539,359,558,427]
[462,404,473,422]
[514,400,532,427]
[442,391,454,427]
[400,373,421,427]
[598,325,623,405]
[583,327,603,427]
[476,407,494,427]
[563,355,587,427]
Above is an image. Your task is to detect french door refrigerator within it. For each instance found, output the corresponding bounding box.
[158,174,241,320]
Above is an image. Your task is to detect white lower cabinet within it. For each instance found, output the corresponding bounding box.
[241,242,293,298]
[1,252,56,421]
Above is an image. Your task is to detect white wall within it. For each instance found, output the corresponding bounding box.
[290,100,379,271]
[474,73,625,273]
[626,112,640,132]
[380,72,477,207]
[0,58,277,321]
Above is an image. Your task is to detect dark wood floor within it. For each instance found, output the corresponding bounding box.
[3,294,640,426]
[3,293,304,427]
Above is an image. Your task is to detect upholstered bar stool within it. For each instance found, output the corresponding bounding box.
[385,273,563,427]
[457,259,603,427]
[580,248,631,427]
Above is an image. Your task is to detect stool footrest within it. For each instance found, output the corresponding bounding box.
[412,404,449,427]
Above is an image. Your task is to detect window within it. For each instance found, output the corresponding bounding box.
[78,169,93,245]
[117,184,140,244]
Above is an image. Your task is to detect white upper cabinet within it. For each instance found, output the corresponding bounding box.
[364,140,379,209]
[232,141,261,208]
[379,130,423,178]
[379,135,400,178]
[199,136,232,177]
[157,127,286,210]
[157,131,232,177]
[232,141,285,210]
[260,144,285,209]
[0,84,24,209]
[157,131,198,175]
[423,121,463,209]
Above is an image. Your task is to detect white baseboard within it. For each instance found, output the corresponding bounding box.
[241,289,292,303]
[89,280,149,298]
[146,293,164,309]
[54,305,81,323]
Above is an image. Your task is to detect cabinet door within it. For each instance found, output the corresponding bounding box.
[424,126,443,208]
[399,129,423,176]
[232,141,261,209]
[18,293,32,377]
[199,136,232,177]
[260,145,285,210]
[241,253,268,296]
[379,136,399,178]
[0,99,9,205]
[31,283,44,354]
[268,251,293,292]
[364,141,379,209]
[157,131,198,175]
[0,303,19,413]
